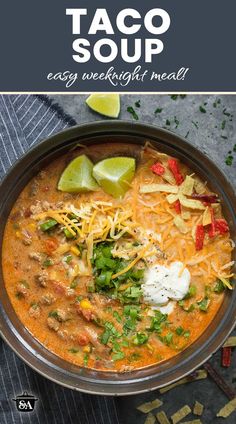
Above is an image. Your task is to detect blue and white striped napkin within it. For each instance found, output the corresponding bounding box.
[0,94,120,424]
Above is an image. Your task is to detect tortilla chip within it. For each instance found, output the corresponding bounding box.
[140,184,178,194]
[181,175,195,196]
[193,401,204,416]
[156,411,171,424]
[216,397,236,418]
[174,216,188,234]
[171,405,191,424]
[223,336,236,348]
[137,398,163,413]
[180,421,202,424]
[179,194,205,210]
[202,207,211,226]
[159,370,207,394]
[144,413,156,424]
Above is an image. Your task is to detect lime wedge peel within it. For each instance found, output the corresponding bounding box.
[86,94,120,118]
[93,157,135,199]
[58,155,98,193]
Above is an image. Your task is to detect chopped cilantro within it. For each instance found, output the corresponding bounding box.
[174,116,180,128]
[132,332,148,345]
[43,258,54,267]
[127,106,139,120]
[159,332,173,346]
[199,106,206,113]
[113,310,122,323]
[170,95,178,100]
[178,300,195,312]
[112,351,125,361]
[68,348,79,354]
[70,279,78,289]
[175,326,184,336]
[166,119,171,126]
[213,280,225,293]
[83,353,89,366]
[128,352,142,362]
[192,121,198,129]
[221,120,226,130]
[183,330,191,338]
[225,154,233,166]
[223,108,231,117]
[135,100,141,108]
[184,285,197,299]
[155,107,163,114]
[197,297,210,312]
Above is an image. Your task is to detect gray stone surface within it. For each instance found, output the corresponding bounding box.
[50,94,236,184]
[50,94,236,424]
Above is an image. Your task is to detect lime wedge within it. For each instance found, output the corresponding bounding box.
[86,94,120,118]
[58,155,98,193]
[93,157,135,198]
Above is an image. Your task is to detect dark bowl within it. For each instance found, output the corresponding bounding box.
[0,121,235,395]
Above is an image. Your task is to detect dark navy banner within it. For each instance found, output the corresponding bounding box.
[0,0,235,92]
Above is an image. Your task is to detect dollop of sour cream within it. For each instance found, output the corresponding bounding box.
[142,261,191,310]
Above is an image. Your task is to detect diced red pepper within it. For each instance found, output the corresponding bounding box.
[222,347,232,367]
[168,158,184,185]
[215,219,229,234]
[191,193,219,204]
[174,199,181,214]
[208,208,216,238]
[150,162,165,176]
[195,224,205,250]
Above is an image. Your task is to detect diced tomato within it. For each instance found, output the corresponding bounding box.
[50,280,66,295]
[208,208,229,237]
[77,333,89,346]
[191,193,219,204]
[195,224,205,250]
[168,158,184,185]
[150,162,165,176]
[208,208,216,238]
[222,347,231,367]
[44,237,59,253]
[174,199,181,214]
[215,219,229,234]
[76,303,94,321]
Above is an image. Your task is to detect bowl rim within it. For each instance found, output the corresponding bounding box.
[0,119,235,396]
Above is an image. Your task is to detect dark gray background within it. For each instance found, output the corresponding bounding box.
[48,93,236,423]
[0,0,236,91]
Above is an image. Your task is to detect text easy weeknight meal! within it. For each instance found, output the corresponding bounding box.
[3,142,234,372]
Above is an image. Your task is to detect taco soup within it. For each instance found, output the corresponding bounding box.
[2,143,234,372]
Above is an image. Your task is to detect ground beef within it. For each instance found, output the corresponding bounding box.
[40,293,55,305]
[34,270,48,287]
[28,305,41,318]
[29,252,42,261]
[47,317,60,332]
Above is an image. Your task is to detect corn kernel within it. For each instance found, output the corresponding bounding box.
[80,299,92,309]
[15,231,21,239]
[70,246,80,256]
[83,345,91,353]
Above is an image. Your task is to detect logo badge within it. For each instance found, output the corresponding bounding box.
[12,391,38,412]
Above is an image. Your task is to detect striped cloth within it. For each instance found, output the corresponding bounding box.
[0,95,120,424]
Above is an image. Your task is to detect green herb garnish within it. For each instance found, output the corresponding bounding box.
[127,106,139,120]
[197,297,210,312]
[199,106,206,113]
[40,219,58,232]
[132,332,149,345]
